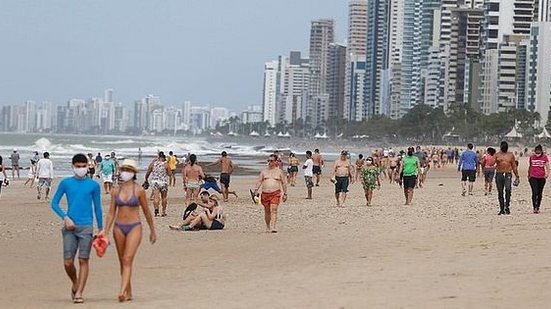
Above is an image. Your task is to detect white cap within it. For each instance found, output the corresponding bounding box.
[13,148,17,152]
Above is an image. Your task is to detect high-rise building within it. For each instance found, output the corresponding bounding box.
[328,43,347,119]
[262,60,279,126]
[308,19,335,125]
[345,0,368,121]
[388,0,404,119]
[526,22,551,125]
[281,51,310,123]
[364,0,391,118]
[479,0,534,114]
[104,88,113,103]
[241,105,263,124]
[210,107,229,128]
[449,7,484,106]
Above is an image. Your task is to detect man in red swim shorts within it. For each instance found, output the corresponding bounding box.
[253,154,287,233]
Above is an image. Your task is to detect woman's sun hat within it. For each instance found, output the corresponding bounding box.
[120,159,139,173]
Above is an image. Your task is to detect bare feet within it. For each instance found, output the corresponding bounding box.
[169,224,182,230]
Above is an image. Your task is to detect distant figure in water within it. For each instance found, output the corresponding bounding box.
[138,148,143,161]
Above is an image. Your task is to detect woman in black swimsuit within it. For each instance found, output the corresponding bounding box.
[104,159,156,302]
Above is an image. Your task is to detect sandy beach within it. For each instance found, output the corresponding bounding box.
[1,158,550,309]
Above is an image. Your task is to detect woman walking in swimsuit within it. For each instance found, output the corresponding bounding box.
[104,159,156,302]
[183,154,205,206]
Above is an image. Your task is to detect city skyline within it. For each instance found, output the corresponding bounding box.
[0,0,347,111]
[261,0,551,128]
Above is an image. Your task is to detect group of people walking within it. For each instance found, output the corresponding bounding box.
[1,140,542,304]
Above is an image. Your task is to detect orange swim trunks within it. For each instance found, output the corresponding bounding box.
[261,190,281,207]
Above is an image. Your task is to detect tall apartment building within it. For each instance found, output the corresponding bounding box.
[345,0,368,121]
[308,19,335,125]
[526,22,551,124]
[262,60,279,126]
[388,0,404,119]
[449,7,484,107]
[328,43,347,119]
[281,51,310,124]
[364,0,391,118]
[480,0,535,114]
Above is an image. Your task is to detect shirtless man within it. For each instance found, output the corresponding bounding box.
[388,152,399,184]
[207,151,235,202]
[494,141,520,215]
[312,149,324,186]
[354,154,365,183]
[331,150,355,207]
[182,154,205,206]
[253,154,287,233]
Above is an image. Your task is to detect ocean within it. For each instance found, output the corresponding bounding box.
[0,133,349,176]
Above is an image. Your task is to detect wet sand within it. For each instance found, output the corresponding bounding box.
[0,159,550,308]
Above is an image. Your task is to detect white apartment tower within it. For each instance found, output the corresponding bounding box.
[526,22,551,125]
[262,60,279,126]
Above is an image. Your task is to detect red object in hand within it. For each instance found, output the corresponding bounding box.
[92,234,109,258]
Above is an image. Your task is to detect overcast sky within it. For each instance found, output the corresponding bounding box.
[0,0,347,111]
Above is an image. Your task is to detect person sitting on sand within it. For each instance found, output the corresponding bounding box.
[169,191,225,231]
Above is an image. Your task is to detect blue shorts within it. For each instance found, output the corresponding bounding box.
[335,176,350,193]
[201,181,221,193]
[62,225,93,260]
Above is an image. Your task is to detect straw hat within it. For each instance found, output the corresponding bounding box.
[120,159,139,173]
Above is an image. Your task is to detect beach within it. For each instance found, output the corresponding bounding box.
[1,159,550,308]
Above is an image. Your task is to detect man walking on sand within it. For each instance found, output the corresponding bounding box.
[51,153,103,304]
[331,150,355,207]
[312,149,324,186]
[167,151,179,187]
[494,141,520,215]
[253,154,287,233]
[458,143,478,196]
[99,154,116,194]
[36,152,54,201]
[9,149,20,180]
[206,151,235,202]
[303,150,314,199]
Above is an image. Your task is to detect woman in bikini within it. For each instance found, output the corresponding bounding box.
[104,159,156,302]
[183,154,205,206]
[287,153,300,186]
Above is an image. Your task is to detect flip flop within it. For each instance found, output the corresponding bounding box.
[249,189,256,202]
[73,297,84,304]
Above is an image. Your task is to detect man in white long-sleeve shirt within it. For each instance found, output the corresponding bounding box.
[36,152,54,201]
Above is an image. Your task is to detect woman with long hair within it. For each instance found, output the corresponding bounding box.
[482,147,496,195]
[104,159,157,302]
[183,154,205,206]
[287,153,300,186]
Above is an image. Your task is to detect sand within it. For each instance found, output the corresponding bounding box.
[0,159,550,309]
